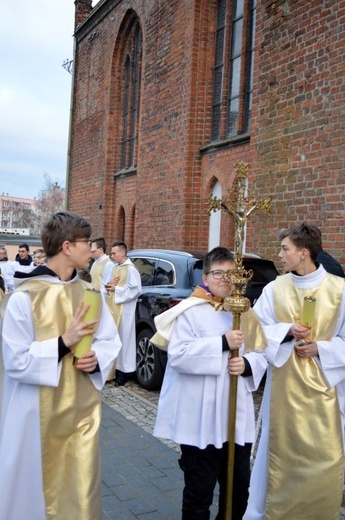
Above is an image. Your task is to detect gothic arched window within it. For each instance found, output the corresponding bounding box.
[212,0,256,141]
[118,19,142,171]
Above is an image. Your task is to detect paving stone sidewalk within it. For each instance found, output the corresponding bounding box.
[101,403,183,519]
[101,382,221,519]
[101,381,345,519]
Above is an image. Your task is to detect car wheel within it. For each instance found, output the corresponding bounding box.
[136,328,165,390]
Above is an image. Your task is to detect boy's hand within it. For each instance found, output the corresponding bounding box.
[111,276,120,286]
[289,323,310,341]
[228,355,245,375]
[224,329,243,350]
[295,340,318,358]
[105,276,120,291]
[62,301,98,348]
[74,350,98,372]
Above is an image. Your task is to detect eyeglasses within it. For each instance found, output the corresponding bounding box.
[206,269,233,280]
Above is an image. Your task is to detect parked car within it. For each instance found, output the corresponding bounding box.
[128,249,279,390]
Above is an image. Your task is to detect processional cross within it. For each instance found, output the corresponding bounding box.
[208,161,272,519]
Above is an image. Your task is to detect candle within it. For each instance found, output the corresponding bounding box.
[300,296,316,329]
[73,289,101,360]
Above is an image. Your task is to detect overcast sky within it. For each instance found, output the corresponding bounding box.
[0,0,77,200]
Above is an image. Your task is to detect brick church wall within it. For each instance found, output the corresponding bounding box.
[68,0,345,269]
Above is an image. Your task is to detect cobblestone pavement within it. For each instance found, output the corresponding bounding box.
[101,380,345,519]
[102,380,179,452]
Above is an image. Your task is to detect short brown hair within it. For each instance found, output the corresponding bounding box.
[279,223,322,262]
[91,237,106,253]
[41,212,92,258]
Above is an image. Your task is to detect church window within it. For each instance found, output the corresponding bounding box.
[212,0,256,141]
[119,21,142,170]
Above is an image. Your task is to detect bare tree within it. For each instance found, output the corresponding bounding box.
[18,173,66,235]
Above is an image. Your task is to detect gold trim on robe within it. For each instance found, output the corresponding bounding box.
[105,264,130,329]
[104,264,130,380]
[266,273,344,520]
[90,256,109,290]
[17,280,102,520]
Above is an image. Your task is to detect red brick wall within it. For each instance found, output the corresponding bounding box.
[68,0,345,270]
[248,0,345,265]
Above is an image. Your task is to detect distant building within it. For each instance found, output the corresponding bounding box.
[0,183,66,237]
[67,0,345,270]
[0,194,37,231]
[0,228,30,236]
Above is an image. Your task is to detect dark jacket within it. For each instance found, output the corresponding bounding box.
[316,250,344,278]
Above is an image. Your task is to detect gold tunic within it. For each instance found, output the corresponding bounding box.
[90,256,109,290]
[17,279,102,520]
[104,264,130,379]
[266,273,344,520]
[105,263,130,328]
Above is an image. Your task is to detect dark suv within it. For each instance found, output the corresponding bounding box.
[128,249,279,390]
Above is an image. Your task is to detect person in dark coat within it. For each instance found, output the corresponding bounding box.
[316,249,344,278]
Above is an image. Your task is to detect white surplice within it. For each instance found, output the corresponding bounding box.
[103,258,141,373]
[0,271,121,520]
[153,302,267,449]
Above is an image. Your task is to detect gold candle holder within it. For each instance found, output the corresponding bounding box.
[301,296,316,329]
[73,289,101,361]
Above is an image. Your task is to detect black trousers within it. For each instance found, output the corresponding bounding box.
[179,442,251,520]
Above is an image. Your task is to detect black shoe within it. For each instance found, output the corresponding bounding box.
[126,371,136,381]
[115,370,127,387]
[114,377,126,387]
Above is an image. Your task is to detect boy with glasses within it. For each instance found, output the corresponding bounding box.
[153,247,267,520]
[0,211,121,520]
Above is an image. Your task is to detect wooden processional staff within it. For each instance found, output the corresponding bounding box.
[208,162,272,520]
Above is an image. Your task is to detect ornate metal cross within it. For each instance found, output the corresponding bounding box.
[209,161,272,266]
[208,161,272,520]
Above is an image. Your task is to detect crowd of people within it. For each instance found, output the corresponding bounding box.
[0,243,46,294]
[0,214,344,519]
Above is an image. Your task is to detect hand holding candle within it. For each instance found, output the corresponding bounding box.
[289,296,317,342]
[74,349,99,372]
[63,289,101,361]
[294,296,318,357]
[300,296,316,330]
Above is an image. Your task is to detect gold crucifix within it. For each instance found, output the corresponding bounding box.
[208,161,272,520]
[209,161,272,267]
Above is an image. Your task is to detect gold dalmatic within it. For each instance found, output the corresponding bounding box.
[105,264,130,380]
[266,274,345,520]
[105,264,130,328]
[90,256,109,290]
[17,280,102,520]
